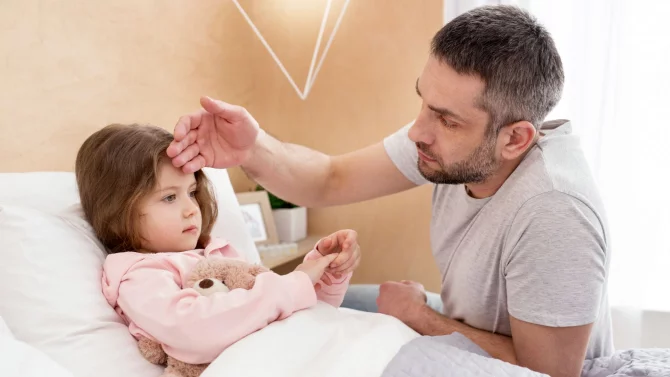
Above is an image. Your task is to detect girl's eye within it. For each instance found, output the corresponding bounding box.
[189,190,197,198]
[163,194,177,203]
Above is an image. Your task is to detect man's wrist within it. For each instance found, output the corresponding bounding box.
[407,302,457,335]
[241,128,269,174]
[406,302,432,329]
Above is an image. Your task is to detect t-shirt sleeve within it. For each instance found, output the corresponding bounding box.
[504,191,608,327]
[383,122,429,186]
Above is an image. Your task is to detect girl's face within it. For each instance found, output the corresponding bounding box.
[137,161,202,253]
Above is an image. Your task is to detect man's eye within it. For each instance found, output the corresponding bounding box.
[440,116,457,128]
[163,194,176,203]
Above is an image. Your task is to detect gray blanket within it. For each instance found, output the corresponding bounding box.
[381,333,547,377]
[381,333,670,377]
[581,348,670,377]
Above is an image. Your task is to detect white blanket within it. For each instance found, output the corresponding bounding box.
[201,302,420,377]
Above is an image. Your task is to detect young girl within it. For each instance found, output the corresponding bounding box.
[75,123,356,366]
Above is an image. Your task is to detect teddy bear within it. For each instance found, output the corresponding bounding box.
[136,258,270,377]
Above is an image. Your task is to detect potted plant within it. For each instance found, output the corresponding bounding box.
[255,185,307,242]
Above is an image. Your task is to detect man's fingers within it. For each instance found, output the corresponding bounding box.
[168,128,199,160]
[382,281,402,289]
[339,254,360,276]
[182,155,207,174]
[330,251,350,269]
[333,244,359,272]
[379,281,396,296]
[172,143,200,168]
[401,280,425,291]
[333,256,355,273]
[332,255,356,274]
[172,111,203,143]
[343,230,357,250]
[317,253,338,268]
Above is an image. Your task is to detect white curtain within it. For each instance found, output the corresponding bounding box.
[444,0,670,349]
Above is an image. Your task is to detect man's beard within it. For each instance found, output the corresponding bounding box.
[417,136,499,185]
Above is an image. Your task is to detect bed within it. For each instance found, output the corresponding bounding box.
[0,169,421,377]
[1,170,667,377]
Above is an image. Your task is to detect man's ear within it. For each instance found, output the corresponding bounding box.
[498,121,536,160]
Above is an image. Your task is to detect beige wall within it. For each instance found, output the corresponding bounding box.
[232,0,443,290]
[0,0,256,172]
[0,0,443,291]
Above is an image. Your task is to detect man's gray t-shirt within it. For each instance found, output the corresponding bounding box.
[383,120,614,359]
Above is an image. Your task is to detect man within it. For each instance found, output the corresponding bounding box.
[167,5,613,377]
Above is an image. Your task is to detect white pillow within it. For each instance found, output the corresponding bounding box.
[203,168,260,264]
[0,172,80,214]
[0,205,163,377]
[0,317,75,377]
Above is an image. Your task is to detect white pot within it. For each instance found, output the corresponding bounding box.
[272,207,307,243]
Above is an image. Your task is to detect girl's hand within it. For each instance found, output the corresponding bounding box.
[294,254,337,285]
[316,229,361,277]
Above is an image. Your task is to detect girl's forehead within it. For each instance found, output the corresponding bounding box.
[156,162,196,187]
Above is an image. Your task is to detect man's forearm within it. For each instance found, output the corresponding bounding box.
[408,305,518,365]
[241,132,334,208]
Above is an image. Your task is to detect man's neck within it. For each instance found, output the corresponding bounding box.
[465,151,531,199]
[465,170,512,199]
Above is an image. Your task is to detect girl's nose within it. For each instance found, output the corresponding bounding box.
[183,198,199,217]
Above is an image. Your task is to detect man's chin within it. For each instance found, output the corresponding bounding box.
[417,160,466,185]
[418,162,447,184]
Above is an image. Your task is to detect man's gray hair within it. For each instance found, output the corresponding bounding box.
[431,5,564,131]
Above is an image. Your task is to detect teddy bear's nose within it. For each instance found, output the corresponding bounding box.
[199,279,214,289]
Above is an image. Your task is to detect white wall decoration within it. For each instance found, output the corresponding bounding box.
[232,0,351,100]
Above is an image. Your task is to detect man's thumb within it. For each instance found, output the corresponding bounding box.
[316,237,333,256]
[200,96,235,117]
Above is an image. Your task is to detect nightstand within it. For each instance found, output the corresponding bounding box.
[259,235,324,273]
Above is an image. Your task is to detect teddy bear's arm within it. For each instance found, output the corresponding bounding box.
[137,334,167,365]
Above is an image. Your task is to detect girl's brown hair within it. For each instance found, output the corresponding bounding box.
[75,124,218,254]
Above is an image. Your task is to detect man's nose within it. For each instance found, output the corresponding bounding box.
[408,111,435,145]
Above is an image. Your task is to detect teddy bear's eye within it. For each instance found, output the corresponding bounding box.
[221,279,227,286]
[199,279,214,289]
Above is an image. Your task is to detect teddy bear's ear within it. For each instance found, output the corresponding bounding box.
[248,264,270,277]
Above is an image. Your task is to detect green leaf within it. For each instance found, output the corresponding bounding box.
[255,184,298,209]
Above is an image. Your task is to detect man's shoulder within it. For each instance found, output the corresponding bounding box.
[536,121,603,205]
[513,190,602,227]
[503,120,605,216]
